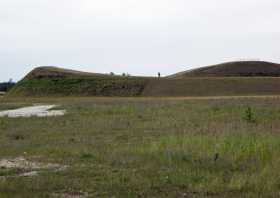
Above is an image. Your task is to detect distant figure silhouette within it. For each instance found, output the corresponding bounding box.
[158,72,161,78]
[214,153,219,162]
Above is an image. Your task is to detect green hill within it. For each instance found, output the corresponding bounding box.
[8,67,151,97]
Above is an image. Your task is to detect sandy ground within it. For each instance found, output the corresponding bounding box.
[0,157,62,170]
[0,105,65,118]
[0,157,67,178]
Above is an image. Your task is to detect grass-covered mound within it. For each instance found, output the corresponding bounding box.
[8,63,280,97]
[8,67,151,97]
[170,61,280,78]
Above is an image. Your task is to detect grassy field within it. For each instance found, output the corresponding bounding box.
[1,96,280,197]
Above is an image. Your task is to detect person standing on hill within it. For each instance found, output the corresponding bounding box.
[158,72,161,78]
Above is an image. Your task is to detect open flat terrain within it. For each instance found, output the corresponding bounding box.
[1,96,280,197]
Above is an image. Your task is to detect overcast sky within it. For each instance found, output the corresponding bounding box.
[1,0,280,81]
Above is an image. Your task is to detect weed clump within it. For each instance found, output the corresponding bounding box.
[0,119,7,130]
[243,107,256,123]
[80,153,95,161]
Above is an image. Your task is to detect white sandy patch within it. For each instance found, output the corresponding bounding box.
[0,157,62,170]
[0,105,65,118]
[18,171,39,177]
[0,157,68,178]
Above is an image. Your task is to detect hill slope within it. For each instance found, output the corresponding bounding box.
[23,66,104,80]
[8,63,280,97]
[169,61,280,78]
[9,67,151,97]
[142,78,280,97]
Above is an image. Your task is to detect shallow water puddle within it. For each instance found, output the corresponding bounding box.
[0,105,66,118]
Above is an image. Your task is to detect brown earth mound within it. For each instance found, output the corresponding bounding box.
[169,61,280,78]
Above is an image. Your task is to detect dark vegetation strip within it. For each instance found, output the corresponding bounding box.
[0,82,15,92]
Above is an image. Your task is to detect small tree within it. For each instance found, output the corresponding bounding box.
[0,81,16,92]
